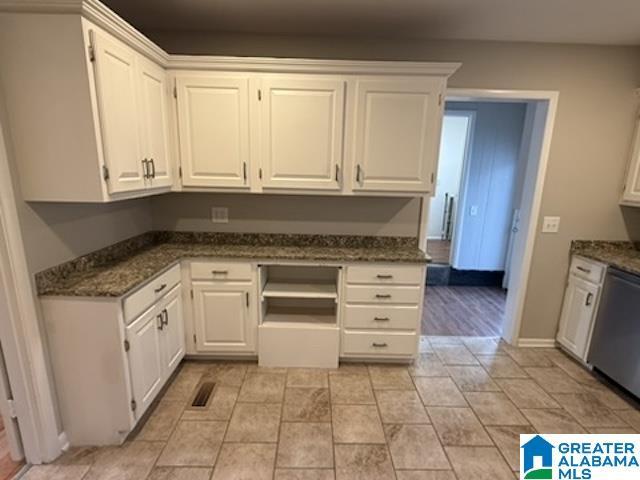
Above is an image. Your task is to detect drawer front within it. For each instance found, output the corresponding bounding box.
[345,285,422,304]
[190,261,253,281]
[343,305,419,330]
[342,331,417,357]
[124,264,181,324]
[346,265,424,285]
[570,256,605,284]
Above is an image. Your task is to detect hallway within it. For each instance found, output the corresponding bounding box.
[423,286,506,336]
[0,417,22,480]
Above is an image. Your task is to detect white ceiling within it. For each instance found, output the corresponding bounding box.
[101,0,640,46]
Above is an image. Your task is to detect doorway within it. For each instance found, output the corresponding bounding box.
[422,90,558,344]
[0,346,24,480]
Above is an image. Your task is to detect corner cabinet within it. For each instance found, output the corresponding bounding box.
[350,77,445,193]
[0,14,174,202]
[40,264,185,445]
[621,114,640,206]
[556,256,606,362]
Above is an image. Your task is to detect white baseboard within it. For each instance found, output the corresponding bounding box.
[517,338,556,348]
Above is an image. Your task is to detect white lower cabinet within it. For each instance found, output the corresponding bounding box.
[127,284,185,419]
[341,264,425,360]
[190,262,258,354]
[41,268,185,446]
[556,256,605,362]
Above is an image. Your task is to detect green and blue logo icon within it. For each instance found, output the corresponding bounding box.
[521,435,554,479]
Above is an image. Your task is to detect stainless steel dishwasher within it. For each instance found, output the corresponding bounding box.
[588,267,640,398]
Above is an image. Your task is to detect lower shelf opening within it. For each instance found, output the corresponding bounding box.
[262,297,337,327]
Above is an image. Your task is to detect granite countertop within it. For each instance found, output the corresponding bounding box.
[36,232,429,297]
[571,240,640,276]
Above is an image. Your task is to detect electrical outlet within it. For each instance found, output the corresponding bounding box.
[211,207,229,224]
[470,205,479,216]
[542,216,561,233]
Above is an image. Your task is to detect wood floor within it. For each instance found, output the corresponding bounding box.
[422,285,507,336]
[0,417,22,480]
[426,239,451,264]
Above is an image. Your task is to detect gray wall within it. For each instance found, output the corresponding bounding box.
[151,193,421,237]
[446,101,527,271]
[148,31,640,339]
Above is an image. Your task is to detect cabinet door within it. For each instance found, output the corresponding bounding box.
[192,283,256,353]
[176,75,251,188]
[138,56,172,189]
[351,77,444,193]
[159,285,185,376]
[125,306,164,419]
[622,115,640,204]
[260,77,345,190]
[556,275,600,360]
[90,29,145,194]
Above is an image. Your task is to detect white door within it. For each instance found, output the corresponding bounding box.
[193,283,256,353]
[138,56,172,189]
[90,29,145,194]
[351,77,445,193]
[556,276,600,360]
[125,306,164,418]
[260,77,345,190]
[622,116,640,204]
[159,285,185,376]
[176,75,251,188]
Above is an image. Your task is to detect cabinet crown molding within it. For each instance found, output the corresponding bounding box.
[0,0,461,77]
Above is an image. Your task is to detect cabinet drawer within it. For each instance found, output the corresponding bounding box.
[342,331,417,357]
[345,285,422,304]
[570,256,605,284]
[124,264,181,324]
[346,265,424,285]
[190,261,253,281]
[343,305,419,330]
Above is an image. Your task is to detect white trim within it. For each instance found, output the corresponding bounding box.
[517,338,557,348]
[447,88,559,347]
[168,56,461,76]
[0,105,62,462]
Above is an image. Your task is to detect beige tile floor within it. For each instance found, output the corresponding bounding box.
[24,336,640,480]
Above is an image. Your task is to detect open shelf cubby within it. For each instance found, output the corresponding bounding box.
[260,265,339,327]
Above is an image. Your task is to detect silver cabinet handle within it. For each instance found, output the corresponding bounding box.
[335,164,340,182]
[243,162,247,183]
[376,274,393,279]
[156,313,164,330]
[375,294,391,299]
[162,309,169,327]
[211,270,229,275]
[154,283,167,294]
[142,159,149,179]
[586,292,594,306]
[374,317,390,322]
[372,342,388,348]
[356,164,363,183]
[576,266,592,274]
[149,158,156,179]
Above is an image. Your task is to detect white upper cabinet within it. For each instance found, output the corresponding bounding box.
[621,114,640,205]
[176,75,251,189]
[350,77,445,194]
[259,76,345,190]
[90,29,146,195]
[138,56,173,189]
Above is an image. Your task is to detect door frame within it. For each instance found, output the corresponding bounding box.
[419,88,559,346]
[444,109,477,268]
[0,109,63,463]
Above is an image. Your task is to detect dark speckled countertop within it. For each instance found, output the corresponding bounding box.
[571,240,640,276]
[36,232,428,297]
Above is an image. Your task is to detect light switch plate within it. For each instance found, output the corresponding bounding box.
[542,216,561,233]
[211,207,229,224]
